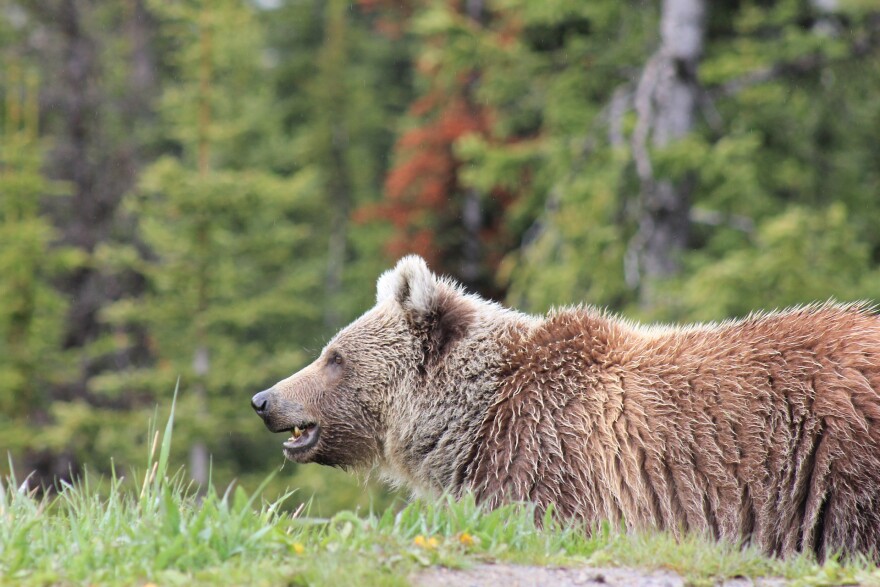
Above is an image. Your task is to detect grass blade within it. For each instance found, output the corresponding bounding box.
[153,377,179,493]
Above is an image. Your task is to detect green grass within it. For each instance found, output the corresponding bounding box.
[2,395,880,586]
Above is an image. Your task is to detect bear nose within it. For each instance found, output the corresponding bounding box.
[251,389,273,418]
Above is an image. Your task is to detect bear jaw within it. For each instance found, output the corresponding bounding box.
[282,423,321,461]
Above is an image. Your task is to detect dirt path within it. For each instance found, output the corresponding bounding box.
[414,563,789,587]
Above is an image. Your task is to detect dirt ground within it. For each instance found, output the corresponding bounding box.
[414,563,790,587]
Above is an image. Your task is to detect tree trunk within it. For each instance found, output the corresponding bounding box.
[190,345,210,488]
[629,0,707,308]
[53,0,102,352]
[459,0,485,286]
[189,11,214,490]
[15,0,157,488]
[35,0,155,365]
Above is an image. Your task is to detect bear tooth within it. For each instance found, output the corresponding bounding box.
[293,426,302,438]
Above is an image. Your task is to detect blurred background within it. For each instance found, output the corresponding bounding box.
[1,0,879,513]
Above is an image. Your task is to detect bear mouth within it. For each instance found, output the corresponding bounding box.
[282,423,320,459]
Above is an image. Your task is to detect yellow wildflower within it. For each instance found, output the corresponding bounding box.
[291,542,305,555]
[414,534,439,549]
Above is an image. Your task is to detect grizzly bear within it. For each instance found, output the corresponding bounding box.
[252,255,880,561]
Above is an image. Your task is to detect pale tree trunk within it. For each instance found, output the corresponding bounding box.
[628,0,707,309]
[190,345,210,488]
[189,10,213,489]
[461,189,482,284]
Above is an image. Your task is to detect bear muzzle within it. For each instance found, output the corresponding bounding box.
[251,387,321,460]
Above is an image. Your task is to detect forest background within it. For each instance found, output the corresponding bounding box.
[1,0,879,513]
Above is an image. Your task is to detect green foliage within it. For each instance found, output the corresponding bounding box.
[677,204,880,321]
[446,0,880,325]
[0,71,82,453]
[79,0,322,489]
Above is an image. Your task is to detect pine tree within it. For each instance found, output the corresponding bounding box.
[94,0,327,488]
[273,0,416,326]
[0,64,81,465]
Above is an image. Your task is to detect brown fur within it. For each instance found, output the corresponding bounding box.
[467,305,880,560]
[253,256,880,561]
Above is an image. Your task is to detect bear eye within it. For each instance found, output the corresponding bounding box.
[328,351,344,366]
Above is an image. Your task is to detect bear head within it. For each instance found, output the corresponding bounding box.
[251,255,476,469]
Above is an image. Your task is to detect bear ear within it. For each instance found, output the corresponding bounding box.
[376,255,438,323]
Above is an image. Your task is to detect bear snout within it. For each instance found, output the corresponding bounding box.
[251,387,317,435]
[251,387,292,432]
[251,388,274,419]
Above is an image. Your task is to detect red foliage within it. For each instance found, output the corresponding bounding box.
[360,92,489,271]
[354,1,531,295]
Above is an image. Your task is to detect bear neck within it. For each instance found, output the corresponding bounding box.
[381,305,537,498]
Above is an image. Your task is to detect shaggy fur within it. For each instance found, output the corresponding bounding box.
[253,256,880,561]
